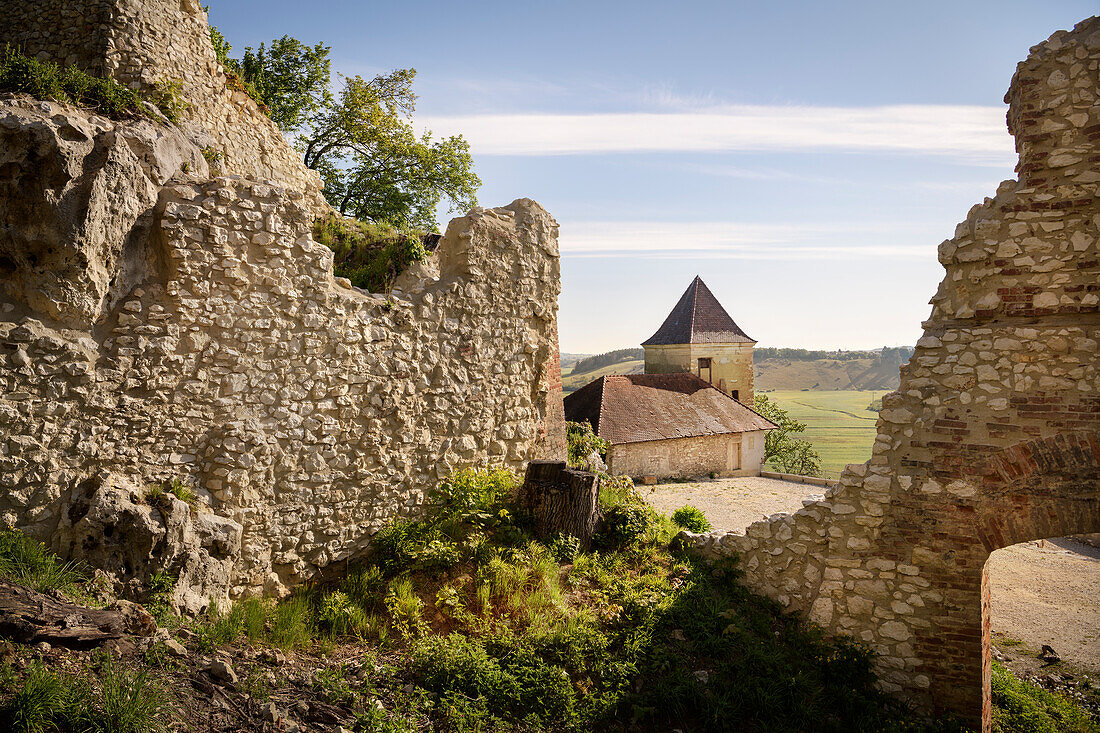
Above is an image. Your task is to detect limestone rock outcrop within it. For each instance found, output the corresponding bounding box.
[0,98,208,328]
[53,473,241,614]
[1,0,327,213]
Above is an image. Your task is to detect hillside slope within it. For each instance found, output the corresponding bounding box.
[754,357,902,391]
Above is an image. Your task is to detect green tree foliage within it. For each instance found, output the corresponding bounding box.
[754,394,823,477]
[299,69,479,229]
[238,37,331,131]
[207,12,480,230]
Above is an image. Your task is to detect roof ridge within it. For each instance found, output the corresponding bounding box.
[689,276,699,339]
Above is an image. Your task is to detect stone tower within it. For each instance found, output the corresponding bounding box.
[642,276,756,404]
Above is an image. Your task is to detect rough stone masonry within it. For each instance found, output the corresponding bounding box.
[0,0,565,612]
[682,16,1100,731]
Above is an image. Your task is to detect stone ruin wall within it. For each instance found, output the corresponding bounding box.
[683,16,1099,730]
[1,0,327,212]
[0,0,566,613]
[0,101,564,602]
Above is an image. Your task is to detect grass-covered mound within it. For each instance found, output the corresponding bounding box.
[0,45,186,122]
[314,214,428,294]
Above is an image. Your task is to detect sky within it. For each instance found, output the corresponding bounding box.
[208,1,1095,354]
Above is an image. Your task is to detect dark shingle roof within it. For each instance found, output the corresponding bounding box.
[642,276,754,345]
[564,373,776,445]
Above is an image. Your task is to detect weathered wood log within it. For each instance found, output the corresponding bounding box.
[0,579,156,648]
[518,460,600,548]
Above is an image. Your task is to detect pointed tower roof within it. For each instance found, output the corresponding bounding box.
[642,276,755,345]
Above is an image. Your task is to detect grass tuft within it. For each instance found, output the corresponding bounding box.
[0,525,85,594]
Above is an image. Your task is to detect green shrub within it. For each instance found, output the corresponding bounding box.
[566,421,608,469]
[0,45,153,121]
[547,533,581,563]
[313,214,428,293]
[432,468,517,522]
[165,478,198,507]
[598,474,637,510]
[595,502,652,549]
[671,505,711,533]
[145,571,177,627]
[0,525,85,594]
[269,594,315,649]
[148,79,189,123]
[200,146,222,171]
[385,578,427,640]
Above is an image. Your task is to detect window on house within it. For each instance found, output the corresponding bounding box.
[697,357,712,384]
[731,389,740,400]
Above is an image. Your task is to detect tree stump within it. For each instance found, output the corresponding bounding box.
[518,460,600,548]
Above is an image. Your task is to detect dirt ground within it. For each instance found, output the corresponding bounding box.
[644,476,1100,674]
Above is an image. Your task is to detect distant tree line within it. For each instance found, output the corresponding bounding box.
[756,347,913,365]
[570,348,644,375]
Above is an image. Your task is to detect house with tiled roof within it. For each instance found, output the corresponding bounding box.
[643,275,756,404]
[565,276,775,479]
[564,373,776,479]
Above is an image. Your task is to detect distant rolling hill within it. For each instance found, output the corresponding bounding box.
[561,347,911,394]
[754,357,901,391]
[563,359,644,393]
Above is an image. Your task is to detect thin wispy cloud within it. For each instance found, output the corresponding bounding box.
[421,104,1014,164]
[559,220,939,260]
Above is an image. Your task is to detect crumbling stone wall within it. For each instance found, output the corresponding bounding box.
[0,0,327,212]
[0,96,564,606]
[682,17,1099,731]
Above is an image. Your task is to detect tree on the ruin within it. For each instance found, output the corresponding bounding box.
[754,394,823,477]
[207,21,478,229]
[236,37,332,132]
[299,69,479,229]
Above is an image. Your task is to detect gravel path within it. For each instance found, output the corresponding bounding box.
[644,477,1100,673]
[988,538,1100,674]
[642,476,818,531]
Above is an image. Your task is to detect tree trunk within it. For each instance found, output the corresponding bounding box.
[0,579,156,648]
[518,461,600,549]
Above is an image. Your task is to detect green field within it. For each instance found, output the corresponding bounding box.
[766,390,889,479]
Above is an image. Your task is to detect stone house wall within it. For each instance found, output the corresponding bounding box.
[681,17,1100,731]
[0,0,328,213]
[609,429,766,479]
[644,342,755,404]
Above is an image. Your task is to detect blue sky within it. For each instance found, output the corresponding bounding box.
[208,1,1095,354]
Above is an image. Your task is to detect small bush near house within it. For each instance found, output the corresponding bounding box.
[671,505,712,533]
[566,420,607,469]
